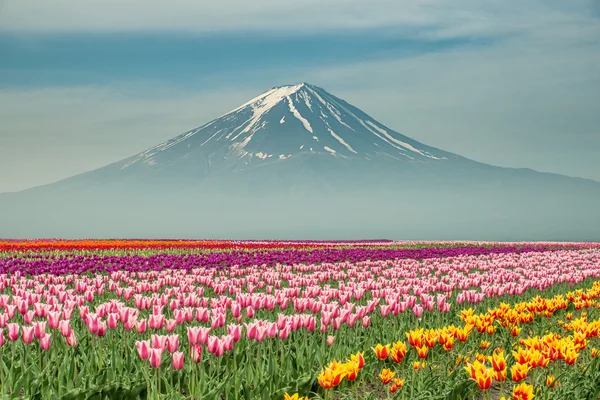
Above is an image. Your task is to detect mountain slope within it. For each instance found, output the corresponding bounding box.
[116,83,453,176]
[1,83,599,240]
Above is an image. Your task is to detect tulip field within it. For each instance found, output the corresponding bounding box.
[1,240,600,399]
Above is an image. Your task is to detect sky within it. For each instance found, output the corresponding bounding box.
[0,0,599,193]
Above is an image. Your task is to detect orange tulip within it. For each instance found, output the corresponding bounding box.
[424,329,437,348]
[512,382,535,400]
[546,375,558,388]
[474,368,494,390]
[494,368,507,382]
[510,325,522,337]
[464,360,486,380]
[512,348,529,365]
[284,394,309,400]
[442,336,455,352]
[379,368,395,384]
[413,361,426,370]
[350,352,365,369]
[480,340,491,350]
[416,345,429,359]
[406,329,424,349]
[391,341,407,364]
[344,360,359,381]
[566,312,573,320]
[374,344,390,360]
[490,349,507,372]
[456,326,470,342]
[564,348,579,365]
[317,367,345,389]
[511,363,530,383]
[393,378,405,388]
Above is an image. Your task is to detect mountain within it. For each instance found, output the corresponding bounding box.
[1,83,599,240]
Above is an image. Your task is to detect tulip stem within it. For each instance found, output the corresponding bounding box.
[190,364,195,399]
[10,342,14,390]
[233,343,239,400]
[0,348,3,397]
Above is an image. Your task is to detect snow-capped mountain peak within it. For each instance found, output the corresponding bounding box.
[120,83,449,172]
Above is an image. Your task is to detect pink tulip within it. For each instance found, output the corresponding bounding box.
[47,311,61,329]
[66,331,78,347]
[22,326,35,344]
[124,315,137,331]
[172,351,184,370]
[167,335,179,353]
[278,326,291,340]
[149,348,163,368]
[33,321,47,339]
[362,316,371,328]
[6,305,16,319]
[0,313,8,328]
[327,335,335,346]
[266,323,278,338]
[58,320,72,337]
[151,334,168,350]
[107,313,119,329]
[136,319,147,333]
[136,340,151,360]
[86,313,99,334]
[23,311,35,324]
[39,333,51,350]
[207,336,219,353]
[222,335,234,351]
[96,321,107,337]
[187,326,201,346]
[190,344,202,363]
[227,324,242,342]
[165,319,176,333]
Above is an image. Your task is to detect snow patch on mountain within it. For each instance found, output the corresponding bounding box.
[328,128,357,154]
[286,95,313,133]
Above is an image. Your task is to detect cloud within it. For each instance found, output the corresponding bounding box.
[0,0,592,39]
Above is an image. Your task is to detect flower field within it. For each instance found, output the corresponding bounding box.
[0,240,599,399]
